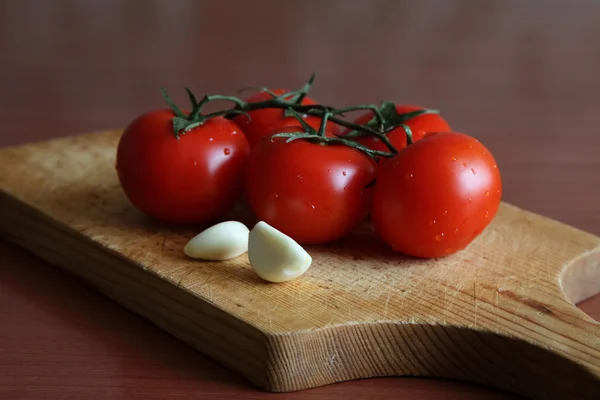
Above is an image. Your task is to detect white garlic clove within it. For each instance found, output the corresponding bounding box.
[184,221,249,261]
[248,221,312,283]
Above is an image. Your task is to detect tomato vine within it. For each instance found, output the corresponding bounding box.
[160,73,439,157]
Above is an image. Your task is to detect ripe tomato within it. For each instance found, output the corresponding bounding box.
[116,109,250,224]
[344,104,451,153]
[371,132,501,258]
[244,130,377,244]
[233,89,337,147]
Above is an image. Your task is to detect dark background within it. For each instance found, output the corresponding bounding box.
[1,1,599,399]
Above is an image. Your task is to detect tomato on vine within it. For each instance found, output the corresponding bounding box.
[371,132,501,258]
[116,91,250,225]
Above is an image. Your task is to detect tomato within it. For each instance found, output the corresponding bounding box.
[344,104,451,153]
[244,129,377,244]
[116,109,250,224]
[233,89,337,147]
[371,132,501,258]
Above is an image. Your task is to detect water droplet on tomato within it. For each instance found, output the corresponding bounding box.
[471,168,476,175]
[453,228,459,233]
[273,193,279,199]
[429,220,437,226]
[462,162,467,168]
[232,131,237,135]
[327,168,331,172]
[208,137,214,142]
[468,198,473,203]
[483,151,486,155]
[485,190,490,196]
[435,233,444,241]
[485,210,489,218]
[451,157,457,161]
[297,174,303,181]
[344,186,348,191]
[224,148,230,155]
[404,173,413,180]
[493,164,497,169]
[308,203,316,210]
[342,171,347,176]
[443,210,448,215]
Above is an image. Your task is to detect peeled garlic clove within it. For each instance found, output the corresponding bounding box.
[248,221,312,283]
[184,221,249,261]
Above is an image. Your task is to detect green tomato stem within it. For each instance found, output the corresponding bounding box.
[160,75,441,158]
[333,104,385,130]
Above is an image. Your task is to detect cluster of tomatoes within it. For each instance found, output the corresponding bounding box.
[116,76,502,258]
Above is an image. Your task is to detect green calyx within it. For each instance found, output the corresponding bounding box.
[270,109,395,161]
[160,88,222,140]
[342,101,438,145]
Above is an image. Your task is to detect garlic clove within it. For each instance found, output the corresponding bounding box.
[184,221,249,261]
[248,221,312,283]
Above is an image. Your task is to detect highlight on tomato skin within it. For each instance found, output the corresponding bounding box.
[370,131,502,259]
[116,109,251,225]
[244,129,378,245]
[343,104,451,153]
[232,89,338,147]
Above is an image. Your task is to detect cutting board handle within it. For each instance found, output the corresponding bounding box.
[561,248,600,307]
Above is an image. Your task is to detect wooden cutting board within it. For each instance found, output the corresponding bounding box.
[0,130,599,400]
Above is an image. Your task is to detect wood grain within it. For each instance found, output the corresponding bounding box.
[1,130,598,399]
[2,1,600,399]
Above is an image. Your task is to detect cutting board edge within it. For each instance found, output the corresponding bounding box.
[262,322,600,398]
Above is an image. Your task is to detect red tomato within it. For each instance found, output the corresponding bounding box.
[345,104,451,153]
[371,132,501,258]
[116,109,250,224]
[233,89,337,147]
[244,129,377,244]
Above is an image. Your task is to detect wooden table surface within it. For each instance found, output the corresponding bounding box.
[1,1,599,399]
